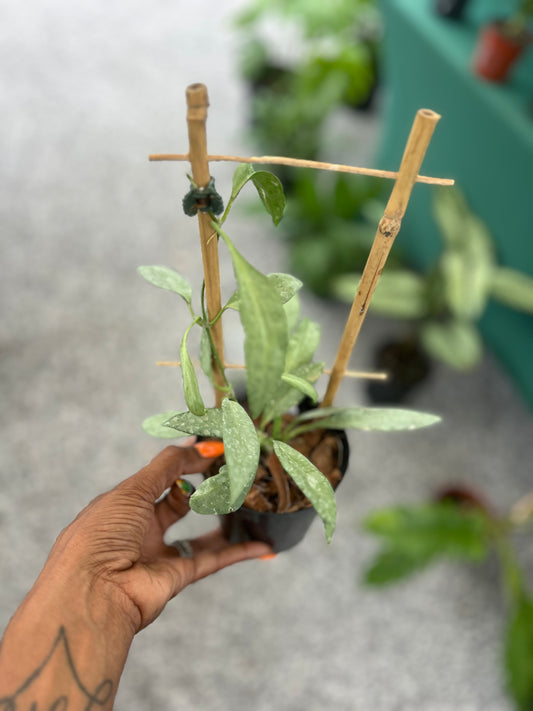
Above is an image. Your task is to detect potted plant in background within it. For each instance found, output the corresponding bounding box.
[141,85,448,552]
[333,187,533,403]
[472,0,533,82]
[362,484,533,710]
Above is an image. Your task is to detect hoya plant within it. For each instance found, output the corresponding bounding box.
[140,163,440,543]
[333,187,533,371]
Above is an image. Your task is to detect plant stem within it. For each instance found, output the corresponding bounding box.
[186,83,225,407]
[322,109,443,408]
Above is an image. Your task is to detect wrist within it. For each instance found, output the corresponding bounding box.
[0,567,135,706]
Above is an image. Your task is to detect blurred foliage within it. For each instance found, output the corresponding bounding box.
[280,173,392,296]
[234,0,384,293]
[363,488,533,710]
[334,187,533,371]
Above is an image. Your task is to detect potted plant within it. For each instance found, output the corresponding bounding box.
[140,85,445,552]
[362,486,533,710]
[333,187,533,402]
[472,0,533,82]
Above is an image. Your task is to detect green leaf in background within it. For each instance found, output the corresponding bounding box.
[285,317,321,372]
[225,272,302,311]
[433,188,471,251]
[504,595,533,711]
[138,265,192,305]
[363,502,491,585]
[364,548,435,585]
[190,399,260,515]
[440,250,491,321]
[281,373,318,403]
[333,270,429,319]
[142,412,190,439]
[491,268,533,314]
[217,225,288,418]
[420,320,483,371]
[293,406,441,432]
[180,324,206,416]
[221,163,286,226]
[199,328,214,383]
[273,440,337,542]
[164,408,224,438]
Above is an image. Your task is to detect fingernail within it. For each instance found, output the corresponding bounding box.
[175,478,195,498]
[194,440,225,458]
[260,553,277,561]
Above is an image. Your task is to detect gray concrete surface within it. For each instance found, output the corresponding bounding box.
[2,1,532,709]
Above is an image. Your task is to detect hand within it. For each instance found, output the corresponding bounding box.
[0,445,271,707]
[41,444,271,633]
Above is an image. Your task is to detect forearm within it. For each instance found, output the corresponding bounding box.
[0,567,135,710]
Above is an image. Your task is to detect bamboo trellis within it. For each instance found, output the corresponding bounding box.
[151,82,454,409]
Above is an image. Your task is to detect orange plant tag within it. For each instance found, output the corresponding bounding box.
[194,440,225,459]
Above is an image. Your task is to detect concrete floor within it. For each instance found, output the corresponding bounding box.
[2,1,533,709]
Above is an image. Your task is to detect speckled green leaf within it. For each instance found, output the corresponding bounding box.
[285,317,321,372]
[262,361,324,423]
[164,408,224,438]
[225,272,302,311]
[221,164,286,226]
[137,265,192,304]
[273,440,337,543]
[199,328,214,383]
[252,171,286,225]
[190,399,260,514]
[180,325,205,416]
[293,406,441,432]
[281,373,318,403]
[217,225,288,418]
[142,412,189,439]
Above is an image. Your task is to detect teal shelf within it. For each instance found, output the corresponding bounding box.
[377,0,533,408]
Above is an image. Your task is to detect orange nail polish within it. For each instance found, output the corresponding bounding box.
[260,554,277,561]
[194,440,225,458]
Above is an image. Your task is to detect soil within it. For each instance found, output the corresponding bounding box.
[204,424,344,515]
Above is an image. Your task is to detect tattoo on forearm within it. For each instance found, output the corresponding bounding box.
[0,626,113,710]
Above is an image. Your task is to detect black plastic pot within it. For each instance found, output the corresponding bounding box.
[366,338,432,404]
[220,429,350,553]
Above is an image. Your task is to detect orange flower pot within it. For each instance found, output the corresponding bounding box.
[472,22,528,82]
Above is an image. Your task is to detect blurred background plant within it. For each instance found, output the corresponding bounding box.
[362,485,533,710]
[234,0,386,293]
[333,187,533,401]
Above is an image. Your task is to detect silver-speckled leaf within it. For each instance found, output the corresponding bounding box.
[142,412,189,439]
[180,327,206,416]
[189,399,260,515]
[217,226,288,418]
[273,440,337,543]
[164,408,224,438]
[137,265,192,304]
[294,406,441,431]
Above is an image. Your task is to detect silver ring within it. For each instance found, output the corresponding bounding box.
[170,539,194,558]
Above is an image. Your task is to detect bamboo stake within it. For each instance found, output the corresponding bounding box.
[150,152,454,187]
[185,83,225,407]
[156,360,388,381]
[321,109,442,408]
